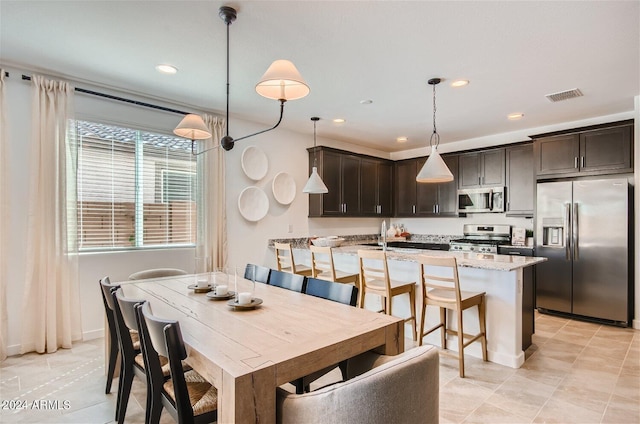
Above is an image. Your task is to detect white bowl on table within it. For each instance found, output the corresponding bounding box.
[311,237,345,248]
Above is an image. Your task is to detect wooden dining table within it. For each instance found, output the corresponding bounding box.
[120,273,404,423]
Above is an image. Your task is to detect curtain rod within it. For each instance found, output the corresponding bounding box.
[17,73,189,115]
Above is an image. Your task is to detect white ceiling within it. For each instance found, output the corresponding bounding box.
[1,1,638,153]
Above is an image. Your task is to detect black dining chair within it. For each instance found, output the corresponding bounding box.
[99,276,120,395]
[291,278,359,394]
[111,288,148,424]
[245,263,271,284]
[269,269,307,292]
[304,277,359,307]
[138,302,218,424]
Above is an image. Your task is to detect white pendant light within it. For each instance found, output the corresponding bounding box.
[416,78,454,183]
[303,117,328,194]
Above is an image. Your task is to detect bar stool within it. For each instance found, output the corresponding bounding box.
[418,255,487,377]
[357,249,417,341]
[310,245,360,304]
[274,242,313,276]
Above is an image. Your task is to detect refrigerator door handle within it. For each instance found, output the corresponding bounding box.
[573,202,579,261]
[565,203,571,260]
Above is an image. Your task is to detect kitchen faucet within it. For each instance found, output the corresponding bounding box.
[381,221,387,252]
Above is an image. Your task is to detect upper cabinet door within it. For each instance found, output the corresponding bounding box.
[481,148,505,186]
[437,154,459,215]
[319,150,343,215]
[377,161,394,216]
[341,155,361,215]
[360,159,378,216]
[534,134,580,177]
[458,152,481,188]
[506,144,534,217]
[580,126,632,173]
[395,159,418,216]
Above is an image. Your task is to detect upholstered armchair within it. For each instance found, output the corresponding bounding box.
[276,345,439,424]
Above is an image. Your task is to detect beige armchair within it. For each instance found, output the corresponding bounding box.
[276,345,439,424]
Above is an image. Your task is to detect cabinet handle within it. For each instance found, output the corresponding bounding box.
[344,203,347,213]
[574,157,579,169]
[436,204,439,214]
[412,205,416,214]
[581,156,585,168]
[478,176,481,185]
[433,205,436,213]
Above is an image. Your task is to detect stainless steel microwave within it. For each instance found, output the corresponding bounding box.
[457,187,505,213]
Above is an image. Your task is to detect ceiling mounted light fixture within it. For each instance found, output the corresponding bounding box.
[302,117,328,194]
[416,78,454,183]
[173,5,310,155]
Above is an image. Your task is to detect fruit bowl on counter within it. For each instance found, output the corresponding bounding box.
[311,236,345,248]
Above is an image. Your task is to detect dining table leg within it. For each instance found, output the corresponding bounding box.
[220,366,276,424]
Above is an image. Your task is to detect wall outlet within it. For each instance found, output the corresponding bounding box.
[287,224,293,233]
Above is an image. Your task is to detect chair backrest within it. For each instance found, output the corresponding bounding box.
[310,245,336,280]
[134,302,167,414]
[269,269,307,292]
[115,288,147,333]
[274,242,298,274]
[305,277,358,306]
[276,345,439,424]
[418,256,462,306]
[245,263,271,284]
[128,268,188,280]
[357,249,391,294]
[99,276,120,312]
[140,302,193,421]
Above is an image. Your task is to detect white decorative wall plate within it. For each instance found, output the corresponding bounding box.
[272,172,296,205]
[241,146,268,181]
[238,186,269,222]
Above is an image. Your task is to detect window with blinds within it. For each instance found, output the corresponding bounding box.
[76,120,197,250]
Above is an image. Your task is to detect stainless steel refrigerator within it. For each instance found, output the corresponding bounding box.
[535,178,631,326]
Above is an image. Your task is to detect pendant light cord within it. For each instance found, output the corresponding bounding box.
[313,118,318,167]
[225,19,230,138]
[430,81,440,148]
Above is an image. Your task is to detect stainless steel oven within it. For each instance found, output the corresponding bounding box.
[457,187,505,213]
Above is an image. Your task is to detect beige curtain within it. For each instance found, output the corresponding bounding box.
[0,69,8,360]
[196,115,227,270]
[20,75,81,354]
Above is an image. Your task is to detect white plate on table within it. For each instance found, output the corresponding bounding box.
[241,146,268,181]
[227,298,263,310]
[206,291,236,300]
[272,172,296,205]
[238,186,269,222]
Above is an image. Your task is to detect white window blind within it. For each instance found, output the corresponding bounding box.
[76,120,196,250]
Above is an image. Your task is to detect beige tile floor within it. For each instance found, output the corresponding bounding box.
[1,312,638,423]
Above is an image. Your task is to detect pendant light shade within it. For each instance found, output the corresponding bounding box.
[256,60,310,101]
[416,145,453,182]
[173,114,212,140]
[303,117,328,194]
[416,77,454,183]
[303,167,328,194]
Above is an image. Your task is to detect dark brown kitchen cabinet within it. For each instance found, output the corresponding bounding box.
[533,121,633,179]
[308,147,392,217]
[361,159,393,216]
[395,154,458,217]
[505,143,534,217]
[458,148,505,189]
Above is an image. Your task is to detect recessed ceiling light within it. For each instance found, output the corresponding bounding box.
[155,64,178,75]
[360,99,373,105]
[396,136,408,143]
[332,118,346,124]
[450,79,469,88]
[507,113,524,120]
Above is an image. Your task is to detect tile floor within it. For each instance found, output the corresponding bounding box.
[0,312,638,423]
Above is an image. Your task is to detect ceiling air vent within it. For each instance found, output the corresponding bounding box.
[545,88,583,102]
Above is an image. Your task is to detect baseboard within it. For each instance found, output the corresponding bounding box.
[633,319,640,330]
[6,343,22,357]
[82,329,104,341]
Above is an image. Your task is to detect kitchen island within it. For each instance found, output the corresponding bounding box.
[286,242,546,368]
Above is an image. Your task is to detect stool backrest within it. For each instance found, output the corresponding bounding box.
[274,242,298,274]
[310,245,337,280]
[418,256,462,305]
[357,249,391,294]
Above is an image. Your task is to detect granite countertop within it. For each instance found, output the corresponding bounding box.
[330,244,546,272]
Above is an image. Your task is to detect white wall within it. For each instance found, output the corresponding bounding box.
[3,67,639,356]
